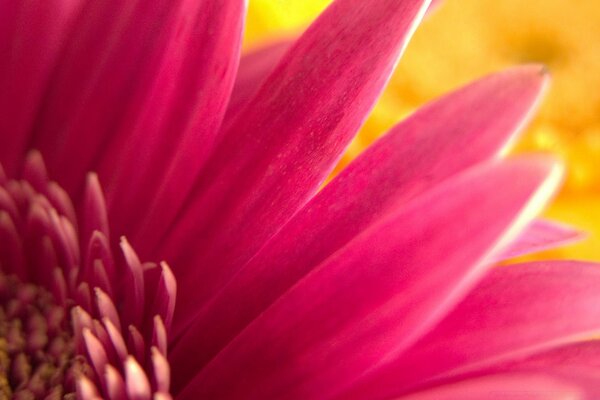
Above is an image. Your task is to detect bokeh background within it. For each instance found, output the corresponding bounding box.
[243,0,600,260]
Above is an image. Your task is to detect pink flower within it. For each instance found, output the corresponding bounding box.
[1,0,599,399]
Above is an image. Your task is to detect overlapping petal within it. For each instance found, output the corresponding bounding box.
[102,0,246,244]
[399,374,581,400]
[176,157,562,399]
[30,1,176,193]
[159,0,437,327]
[170,66,549,372]
[346,261,600,399]
[497,219,584,261]
[27,0,245,246]
[465,341,600,398]
[0,0,84,175]
[224,40,292,123]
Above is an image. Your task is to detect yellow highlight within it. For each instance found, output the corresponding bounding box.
[245,0,600,260]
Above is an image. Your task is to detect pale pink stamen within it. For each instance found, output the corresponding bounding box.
[0,151,175,398]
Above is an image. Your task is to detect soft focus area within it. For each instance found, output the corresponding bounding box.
[245,0,600,260]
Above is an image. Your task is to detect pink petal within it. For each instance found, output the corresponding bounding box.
[152,316,168,356]
[83,328,109,384]
[105,364,127,400]
[29,1,245,234]
[76,375,102,400]
[151,347,171,393]
[30,1,175,193]
[95,287,122,332]
[21,150,49,194]
[478,341,600,399]
[151,262,177,330]
[100,0,246,244]
[171,66,549,368]
[0,0,84,175]
[508,340,600,372]
[119,238,145,328]
[224,40,292,124]
[495,219,585,261]
[47,181,78,230]
[400,374,581,400]
[346,261,600,399]
[82,173,110,246]
[176,157,562,399]
[127,325,146,367]
[160,0,433,329]
[0,211,25,278]
[103,317,128,362]
[84,231,115,296]
[124,356,151,400]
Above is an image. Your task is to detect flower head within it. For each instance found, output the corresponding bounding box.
[1,0,600,399]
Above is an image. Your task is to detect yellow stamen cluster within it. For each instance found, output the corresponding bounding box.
[0,274,91,398]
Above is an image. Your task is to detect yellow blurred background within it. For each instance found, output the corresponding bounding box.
[244,0,600,260]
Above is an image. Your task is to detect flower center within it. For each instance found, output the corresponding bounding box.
[0,273,91,398]
[0,151,176,398]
